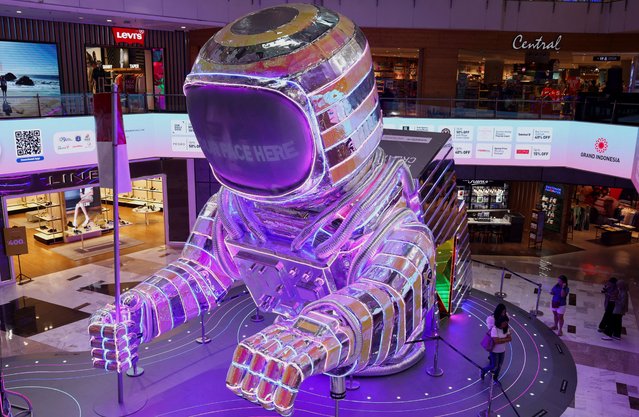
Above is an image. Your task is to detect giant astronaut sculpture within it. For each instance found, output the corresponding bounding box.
[89,4,437,416]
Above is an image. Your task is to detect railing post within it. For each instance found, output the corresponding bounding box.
[494,268,507,299]
[427,336,444,377]
[478,372,497,417]
[539,98,543,119]
[611,100,617,123]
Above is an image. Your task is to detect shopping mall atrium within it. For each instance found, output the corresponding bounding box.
[0,1,638,416]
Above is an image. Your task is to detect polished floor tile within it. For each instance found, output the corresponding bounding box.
[0,296,90,338]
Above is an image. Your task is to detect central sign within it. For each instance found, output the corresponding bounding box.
[112,27,145,46]
[512,34,562,51]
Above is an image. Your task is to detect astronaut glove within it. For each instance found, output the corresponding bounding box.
[88,303,140,373]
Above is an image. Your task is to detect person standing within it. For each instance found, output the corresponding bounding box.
[481,316,511,382]
[0,76,7,99]
[598,277,618,334]
[550,275,569,336]
[602,280,628,341]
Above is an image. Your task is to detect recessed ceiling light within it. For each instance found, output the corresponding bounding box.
[180,26,186,29]
[106,19,112,22]
[16,10,22,14]
[78,16,84,20]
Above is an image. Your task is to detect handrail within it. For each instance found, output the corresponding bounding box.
[1,93,637,126]
[471,258,541,286]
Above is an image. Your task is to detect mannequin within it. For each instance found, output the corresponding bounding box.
[70,188,94,229]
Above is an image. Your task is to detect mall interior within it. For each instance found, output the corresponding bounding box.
[0,1,639,416]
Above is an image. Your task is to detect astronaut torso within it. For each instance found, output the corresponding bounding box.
[223,152,421,319]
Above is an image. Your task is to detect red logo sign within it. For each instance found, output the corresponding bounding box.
[516,149,530,155]
[112,28,145,45]
[595,137,608,154]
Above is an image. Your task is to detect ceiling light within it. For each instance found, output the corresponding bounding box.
[106,19,112,22]
[180,26,186,29]
[16,10,22,14]
[79,16,84,20]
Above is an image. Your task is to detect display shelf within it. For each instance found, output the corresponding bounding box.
[33,231,64,244]
[101,177,164,212]
[528,209,545,249]
[101,196,164,210]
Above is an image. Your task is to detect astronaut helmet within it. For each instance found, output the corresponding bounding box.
[184,3,382,203]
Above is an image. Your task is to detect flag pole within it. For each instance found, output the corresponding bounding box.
[112,85,124,405]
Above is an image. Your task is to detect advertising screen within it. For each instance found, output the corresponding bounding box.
[0,114,637,192]
[0,41,61,118]
[385,117,639,180]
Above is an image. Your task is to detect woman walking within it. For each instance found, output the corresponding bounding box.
[481,315,512,382]
[550,275,569,336]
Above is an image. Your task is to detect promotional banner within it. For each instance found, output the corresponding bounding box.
[385,117,639,181]
[0,113,637,189]
[3,226,28,256]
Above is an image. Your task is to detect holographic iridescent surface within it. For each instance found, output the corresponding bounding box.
[89,4,459,416]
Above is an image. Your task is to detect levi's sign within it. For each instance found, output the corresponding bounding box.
[112,27,145,46]
[512,34,562,51]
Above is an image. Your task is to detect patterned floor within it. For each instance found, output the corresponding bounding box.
[1,230,638,416]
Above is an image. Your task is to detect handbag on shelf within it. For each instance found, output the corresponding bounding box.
[480,328,495,352]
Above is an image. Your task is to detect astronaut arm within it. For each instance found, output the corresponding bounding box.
[298,210,435,372]
[226,209,434,415]
[89,194,236,371]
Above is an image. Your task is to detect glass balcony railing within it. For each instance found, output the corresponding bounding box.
[1,92,637,126]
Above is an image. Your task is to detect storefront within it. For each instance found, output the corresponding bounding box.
[358,29,639,99]
[0,159,192,285]
[0,16,187,117]
[456,47,637,110]
[85,28,166,112]
[371,48,420,99]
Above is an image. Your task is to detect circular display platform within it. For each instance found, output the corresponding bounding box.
[1,288,576,417]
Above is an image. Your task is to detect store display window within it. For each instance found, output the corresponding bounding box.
[540,183,563,232]
[457,180,509,210]
[85,46,165,111]
[2,175,168,282]
[455,50,636,114]
[371,48,419,115]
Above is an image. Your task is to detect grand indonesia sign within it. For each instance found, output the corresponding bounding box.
[512,34,562,51]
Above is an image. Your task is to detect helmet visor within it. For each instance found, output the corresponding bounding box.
[186,83,315,197]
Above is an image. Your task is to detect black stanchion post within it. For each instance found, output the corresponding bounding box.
[530,283,544,318]
[196,318,211,344]
[478,372,496,417]
[494,268,507,298]
[250,307,264,323]
[427,336,444,377]
[125,362,144,378]
[345,373,360,391]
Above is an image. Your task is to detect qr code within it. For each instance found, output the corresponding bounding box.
[15,130,43,157]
